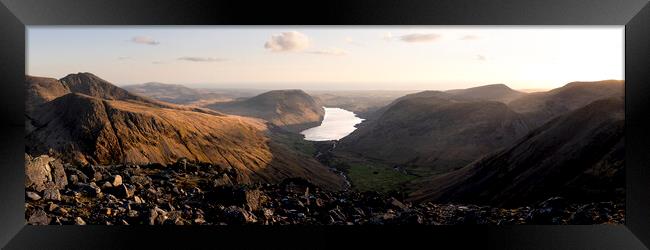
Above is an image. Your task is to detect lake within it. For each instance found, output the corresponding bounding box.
[301,107,364,141]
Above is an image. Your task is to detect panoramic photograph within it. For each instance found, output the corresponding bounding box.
[24,27,624,225]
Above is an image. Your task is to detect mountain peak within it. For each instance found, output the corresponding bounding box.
[60,72,103,82]
[445,83,524,103]
[480,83,511,90]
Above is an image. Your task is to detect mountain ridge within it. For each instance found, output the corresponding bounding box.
[25,74,346,190]
[408,97,625,206]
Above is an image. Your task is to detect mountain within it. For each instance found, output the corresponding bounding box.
[337,93,530,175]
[508,80,624,127]
[361,90,457,121]
[25,74,346,190]
[409,97,624,207]
[207,90,325,133]
[122,82,242,105]
[60,73,150,102]
[26,76,71,115]
[445,84,526,103]
[362,84,525,122]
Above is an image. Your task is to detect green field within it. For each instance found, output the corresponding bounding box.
[331,154,418,193]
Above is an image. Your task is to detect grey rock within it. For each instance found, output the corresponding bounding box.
[75,182,102,197]
[43,183,61,201]
[28,209,50,225]
[26,191,41,201]
[25,155,67,191]
[50,159,68,189]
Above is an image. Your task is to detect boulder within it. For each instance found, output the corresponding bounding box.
[28,209,50,225]
[25,155,67,191]
[26,191,42,201]
[114,184,134,198]
[242,189,266,212]
[110,175,123,187]
[389,197,409,211]
[101,181,113,190]
[75,182,102,197]
[148,207,168,225]
[42,182,61,201]
[212,174,233,187]
[75,217,86,225]
[129,175,152,189]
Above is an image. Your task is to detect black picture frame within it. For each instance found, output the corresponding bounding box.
[1,0,649,249]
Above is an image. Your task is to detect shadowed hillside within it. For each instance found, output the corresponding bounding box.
[409,97,624,207]
[337,93,530,175]
[508,80,624,127]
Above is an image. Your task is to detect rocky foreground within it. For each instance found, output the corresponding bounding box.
[25,155,624,226]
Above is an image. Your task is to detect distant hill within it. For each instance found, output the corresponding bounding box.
[363,84,526,122]
[122,82,244,105]
[445,83,526,103]
[508,80,624,127]
[25,74,345,190]
[308,90,416,118]
[409,97,624,207]
[337,93,530,174]
[207,90,325,133]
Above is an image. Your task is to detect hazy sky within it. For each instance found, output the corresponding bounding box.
[27,26,624,90]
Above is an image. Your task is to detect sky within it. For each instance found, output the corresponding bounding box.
[27,26,624,91]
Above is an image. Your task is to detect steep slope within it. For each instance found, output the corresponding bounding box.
[445,84,526,103]
[25,74,346,190]
[337,94,530,174]
[409,97,624,207]
[207,90,325,132]
[508,80,624,126]
[25,76,71,114]
[25,76,72,134]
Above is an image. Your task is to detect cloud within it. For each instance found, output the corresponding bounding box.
[152,61,165,64]
[131,36,160,45]
[400,33,441,43]
[476,55,486,61]
[177,57,227,62]
[264,31,311,52]
[117,56,131,60]
[307,48,348,56]
[460,35,480,40]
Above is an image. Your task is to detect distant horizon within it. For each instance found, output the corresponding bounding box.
[28,72,622,93]
[28,27,624,91]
